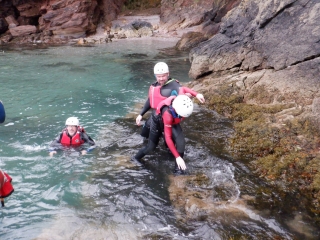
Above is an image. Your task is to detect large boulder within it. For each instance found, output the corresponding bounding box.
[111,20,153,39]
[5,15,19,29]
[9,25,37,37]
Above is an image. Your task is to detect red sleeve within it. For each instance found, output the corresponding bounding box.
[162,111,180,158]
[179,87,198,97]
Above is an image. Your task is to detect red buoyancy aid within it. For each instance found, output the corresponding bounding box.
[156,96,176,115]
[149,85,167,109]
[0,171,14,198]
[60,127,85,146]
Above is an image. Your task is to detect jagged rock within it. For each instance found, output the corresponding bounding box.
[111,20,153,38]
[121,24,140,38]
[9,25,37,37]
[176,31,208,51]
[160,0,240,36]
[5,15,19,29]
[16,2,41,18]
[189,0,320,79]
[0,34,13,43]
[0,0,124,41]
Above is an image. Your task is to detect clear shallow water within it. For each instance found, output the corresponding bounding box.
[0,40,318,239]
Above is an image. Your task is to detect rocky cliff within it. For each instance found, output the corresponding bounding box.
[0,0,125,44]
[185,0,320,220]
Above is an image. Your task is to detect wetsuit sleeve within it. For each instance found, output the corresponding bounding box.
[81,132,96,152]
[162,111,180,158]
[139,98,151,116]
[179,87,198,97]
[48,133,63,152]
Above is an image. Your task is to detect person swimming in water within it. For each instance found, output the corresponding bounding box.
[48,117,95,157]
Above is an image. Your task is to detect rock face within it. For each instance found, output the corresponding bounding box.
[0,0,125,43]
[159,0,240,50]
[111,20,154,39]
[160,0,240,36]
[185,0,320,218]
[0,0,241,45]
[189,0,320,107]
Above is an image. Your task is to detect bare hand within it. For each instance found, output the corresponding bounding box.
[81,150,87,155]
[176,157,186,170]
[49,151,57,157]
[196,94,205,103]
[136,115,142,126]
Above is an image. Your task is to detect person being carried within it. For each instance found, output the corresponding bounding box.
[133,62,205,162]
[48,117,95,157]
[156,94,194,172]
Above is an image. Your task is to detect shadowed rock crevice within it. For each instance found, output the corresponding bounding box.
[289,54,320,67]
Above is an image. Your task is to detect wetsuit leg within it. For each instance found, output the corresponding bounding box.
[134,113,162,160]
[140,115,151,138]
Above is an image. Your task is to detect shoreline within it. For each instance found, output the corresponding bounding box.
[0,13,184,48]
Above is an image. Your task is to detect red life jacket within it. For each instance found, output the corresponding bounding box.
[60,126,85,146]
[149,85,167,109]
[149,79,181,109]
[156,96,176,115]
[0,171,14,198]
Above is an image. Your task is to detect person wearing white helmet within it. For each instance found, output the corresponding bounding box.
[132,62,205,166]
[135,61,205,128]
[48,117,95,156]
[157,95,194,171]
[134,94,194,172]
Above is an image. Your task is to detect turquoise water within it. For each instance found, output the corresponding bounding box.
[0,40,191,239]
[0,40,318,239]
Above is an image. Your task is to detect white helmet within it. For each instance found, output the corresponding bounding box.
[154,62,169,74]
[172,95,193,117]
[65,117,79,126]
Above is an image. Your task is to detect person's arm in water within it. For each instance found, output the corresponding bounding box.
[136,98,151,126]
[161,110,187,171]
[80,132,96,155]
[48,133,63,157]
